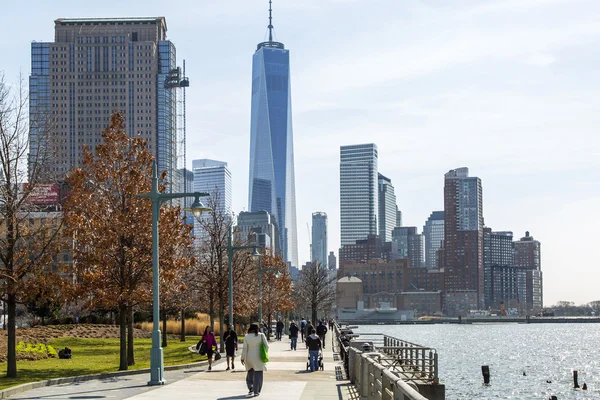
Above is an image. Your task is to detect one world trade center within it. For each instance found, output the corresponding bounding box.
[248,1,298,268]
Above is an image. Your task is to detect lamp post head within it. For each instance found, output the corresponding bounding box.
[275,270,281,279]
[185,195,211,218]
[251,247,261,261]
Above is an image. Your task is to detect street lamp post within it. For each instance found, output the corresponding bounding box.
[257,258,280,325]
[138,160,210,386]
[226,226,260,327]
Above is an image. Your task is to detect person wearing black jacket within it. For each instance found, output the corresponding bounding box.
[304,322,314,348]
[289,321,299,350]
[306,329,322,372]
[276,319,284,341]
[223,323,238,371]
[316,321,328,349]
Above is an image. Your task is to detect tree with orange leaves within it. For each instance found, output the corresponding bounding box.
[259,252,295,330]
[63,112,193,370]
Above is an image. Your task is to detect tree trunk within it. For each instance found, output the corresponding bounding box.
[127,305,135,366]
[6,292,17,378]
[162,310,168,348]
[209,293,215,331]
[219,297,225,352]
[311,302,318,327]
[118,304,128,370]
[180,309,186,342]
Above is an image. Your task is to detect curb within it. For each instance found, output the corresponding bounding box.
[0,359,208,399]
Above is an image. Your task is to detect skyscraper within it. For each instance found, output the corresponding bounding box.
[483,229,525,310]
[392,226,425,268]
[29,17,186,189]
[328,251,337,271]
[423,211,444,269]
[192,159,232,240]
[443,167,484,315]
[514,231,543,311]
[248,2,298,268]
[378,173,396,242]
[311,212,328,267]
[340,143,378,246]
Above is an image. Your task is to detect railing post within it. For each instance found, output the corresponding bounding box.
[433,352,439,384]
[421,348,426,377]
[428,350,434,381]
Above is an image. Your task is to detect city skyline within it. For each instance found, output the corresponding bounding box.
[2,0,599,304]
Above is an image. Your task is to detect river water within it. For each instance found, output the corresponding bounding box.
[355,323,600,399]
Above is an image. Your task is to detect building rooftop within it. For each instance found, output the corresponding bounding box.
[338,276,362,283]
[55,17,167,30]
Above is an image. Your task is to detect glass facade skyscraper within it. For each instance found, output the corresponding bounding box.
[312,212,328,267]
[423,211,444,269]
[378,173,396,242]
[340,144,378,246]
[248,6,298,268]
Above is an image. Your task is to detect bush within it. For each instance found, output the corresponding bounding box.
[15,341,57,361]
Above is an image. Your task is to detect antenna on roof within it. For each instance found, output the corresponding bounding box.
[268,0,273,42]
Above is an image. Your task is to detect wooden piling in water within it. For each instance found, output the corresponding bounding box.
[573,370,579,388]
[481,365,490,384]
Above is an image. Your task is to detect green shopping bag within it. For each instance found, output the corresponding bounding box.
[260,337,269,363]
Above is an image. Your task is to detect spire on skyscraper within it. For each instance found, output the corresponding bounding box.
[268,0,273,42]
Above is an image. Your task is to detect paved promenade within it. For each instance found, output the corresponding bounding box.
[8,332,355,400]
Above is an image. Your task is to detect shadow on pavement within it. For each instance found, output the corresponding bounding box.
[11,384,148,400]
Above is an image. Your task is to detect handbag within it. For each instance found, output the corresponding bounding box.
[198,342,207,356]
[214,351,222,361]
[260,336,269,363]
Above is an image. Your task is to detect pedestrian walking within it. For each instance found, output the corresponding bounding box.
[306,328,322,372]
[289,321,299,350]
[300,318,307,342]
[241,323,269,397]
[316,320,328,349]
[305,321,314,348]
[199,326,218,371]
[276,319,284,341]
[223,323,238,371]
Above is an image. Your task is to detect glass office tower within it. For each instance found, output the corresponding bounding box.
[248,7,298,268]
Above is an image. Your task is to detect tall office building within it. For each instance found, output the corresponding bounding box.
[248,3,298,268]
[423,211,444,269]
[192,159,232,212]
[392,226,425,268]
[443,167,484,315]
[340,143,378,245]
[482,229,525,310]
[514,231,543,311]
[396,206,402,228]
[311,212,328,267]
[236,211,281,256]
[378,173,396,242]
[328,251,337,271]
[192,159,232,240]
[29,17,187,189]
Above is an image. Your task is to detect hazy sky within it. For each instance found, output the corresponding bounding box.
[2,0,599,305]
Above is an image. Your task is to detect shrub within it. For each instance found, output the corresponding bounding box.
[16,341,59,360]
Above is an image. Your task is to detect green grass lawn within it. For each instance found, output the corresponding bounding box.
[0,336,206,390]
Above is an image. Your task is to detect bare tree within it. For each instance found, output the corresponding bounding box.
[0,74,68,378]
[192,192,257,350]
[294,262,337,325]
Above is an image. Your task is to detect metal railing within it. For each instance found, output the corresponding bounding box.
[334,323,433,400]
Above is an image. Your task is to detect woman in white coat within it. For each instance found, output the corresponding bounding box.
[241,323,269,396]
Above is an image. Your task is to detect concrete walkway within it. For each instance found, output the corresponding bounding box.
[8,332,353,400]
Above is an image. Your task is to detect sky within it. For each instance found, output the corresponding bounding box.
[1,0,599,306]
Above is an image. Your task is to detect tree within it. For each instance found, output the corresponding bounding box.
[294,262,336,324]
[589,301,600,316]
[259,252,295,328]
[192,193,259,349]
[0,74,67,378]
[63,112,193,370]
